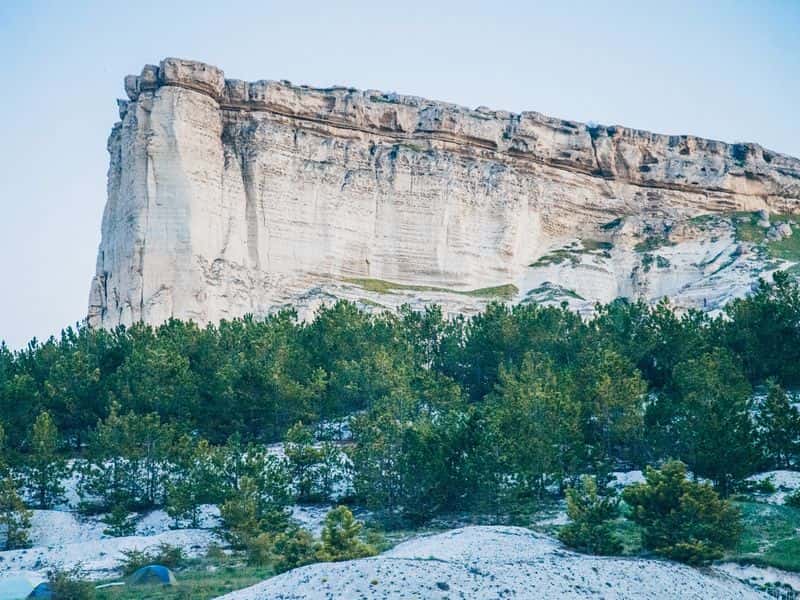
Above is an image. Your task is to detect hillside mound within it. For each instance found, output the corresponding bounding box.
[218,526,765,599]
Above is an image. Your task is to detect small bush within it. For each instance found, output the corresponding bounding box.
[245,526,318,572]
[102,504,137,537]
[118,543,186,575]
[558,475,622,555]
[316,506,376,562]
[785,489,800,508]
[205,542,228,563]
[272,527,319,572]
[622,460,742,565]
[48,566,96,600]
[245,532,275,567]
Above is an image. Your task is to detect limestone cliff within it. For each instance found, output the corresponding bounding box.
[88,58,800,328]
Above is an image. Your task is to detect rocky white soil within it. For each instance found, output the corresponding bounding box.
[746,470,800,505]
[218,526,767,600]
[0,508,219,581]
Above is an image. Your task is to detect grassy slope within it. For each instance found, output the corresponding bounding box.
[731,501,800,572]
[732,211,800,263]
[344,278,518,300]
[539,497,800,573]
[96,566,275,600]
[92,499,800,599]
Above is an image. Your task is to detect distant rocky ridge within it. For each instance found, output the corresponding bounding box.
[88,58,800,328]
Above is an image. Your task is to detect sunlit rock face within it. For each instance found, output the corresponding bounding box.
[88,58,800,328]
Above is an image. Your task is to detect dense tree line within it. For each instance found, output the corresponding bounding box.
[0,273,799,541]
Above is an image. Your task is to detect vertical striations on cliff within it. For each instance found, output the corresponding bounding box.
[88,58,800,328]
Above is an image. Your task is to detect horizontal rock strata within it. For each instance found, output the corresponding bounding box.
[89,58,800,328]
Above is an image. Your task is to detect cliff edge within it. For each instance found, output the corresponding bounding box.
[88,58,800,327]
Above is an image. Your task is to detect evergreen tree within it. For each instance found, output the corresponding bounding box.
[575,347,646,471]
[218,447,294,547]
[558,476,622,555]
[271,526,319,572]
[0,475,31,550]
[23,411,68,509]
[756,380,800,468]
[220,477,263,549]
[102,504,136,537]
[622,460,742,565]
[351,376,464,522]
[0,421,6,475]
[666,349,756,495]
[316,506,375,561]
[488,353,581,498]
[79,405,175,511]
[723,272,800,386]
[285,422,341,503]
[165,436,225,527]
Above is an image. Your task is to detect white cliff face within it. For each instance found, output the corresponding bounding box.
[88,58,800,328]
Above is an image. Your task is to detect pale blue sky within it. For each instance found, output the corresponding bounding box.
[0,0,798,348]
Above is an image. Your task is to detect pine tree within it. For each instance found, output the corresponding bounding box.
[219,477,263,549]
[285,422,321,502]
[622,460,742,565]
[24,411,68,509]
[102,503,136,537]
[576,347,646,470]
[0,475,31,550]
[285,421,341,503]
[668,349,757,496]
[165,436,224,527]
[756,380,800,469]
[558,475,622,555]
[316,506,375,561]
[79,404,174,511]
[0,421,7,475]
[218,445,295,549]
[271,527,319,572]
[488,354,582,498]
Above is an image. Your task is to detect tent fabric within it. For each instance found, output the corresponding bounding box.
[0,575,40,600]
[27,583,53,599]
[128,565,177,586]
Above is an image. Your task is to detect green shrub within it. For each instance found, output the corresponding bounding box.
[245,532,275,567]
[48,566,96,599]
[558,475,622,555]
[622,460,742,565]
[316,506,376,562]
[117,543,186,576]
[102,504,136,537]
[245,526,318,572]
[785,489,800,508]
[272,527,319,572]
[0,475,31,550]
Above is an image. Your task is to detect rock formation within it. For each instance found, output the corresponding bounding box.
[88,58,800,328]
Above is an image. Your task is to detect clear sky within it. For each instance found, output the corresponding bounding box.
[0,0,798,349]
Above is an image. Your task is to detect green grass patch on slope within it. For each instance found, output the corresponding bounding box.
[581,239,614,252]
[96,565,275,600]
[527,283,585,302]
[731,211,768,244]
[729,211,800,263]
[529,240,612,268]
[729,501,800,572]
[768,228,800,262]
[634,235,674,253]
[529,249,578,267]
[344,278,518,300]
